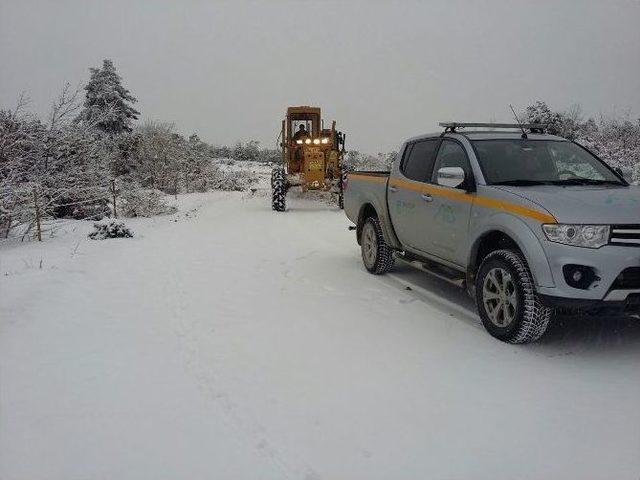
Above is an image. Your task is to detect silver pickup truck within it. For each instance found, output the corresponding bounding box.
[344,122,640,343]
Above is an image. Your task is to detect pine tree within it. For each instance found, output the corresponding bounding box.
[78,59,139,135]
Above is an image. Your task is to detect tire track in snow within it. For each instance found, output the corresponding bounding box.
[161,196,320,480]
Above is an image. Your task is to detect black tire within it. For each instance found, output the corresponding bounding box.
[475,249,552,344]
[338,174,345,209]
[360,216,394,275]
[271,167,286,212]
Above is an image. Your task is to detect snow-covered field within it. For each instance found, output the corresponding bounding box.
[2,185,640,479]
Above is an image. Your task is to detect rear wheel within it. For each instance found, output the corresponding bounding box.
[361,216,394,275]
[271,167,286,212]
[475,249,552,344]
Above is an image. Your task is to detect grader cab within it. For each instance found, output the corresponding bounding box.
[271,106,346,211]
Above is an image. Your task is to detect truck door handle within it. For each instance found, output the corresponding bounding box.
[421,193,433,202]
[389,186,398,193]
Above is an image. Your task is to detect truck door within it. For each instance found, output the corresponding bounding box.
[424,139,474,266]
[388,138,440,251]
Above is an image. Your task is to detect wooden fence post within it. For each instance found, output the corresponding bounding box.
[110,179,117,219]
[33,187,42,242]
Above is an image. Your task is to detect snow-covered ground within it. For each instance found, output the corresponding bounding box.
[1,186,640,479]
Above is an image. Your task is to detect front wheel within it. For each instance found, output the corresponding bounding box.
[475,249,552,344]
[271,167,286,212]
[361,217,394,275]
[337,174,344,209]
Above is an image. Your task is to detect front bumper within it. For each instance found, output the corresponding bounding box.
[540,293,640,313]
[536,241,640,305]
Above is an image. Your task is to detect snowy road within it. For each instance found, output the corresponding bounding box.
[2,191,640,479]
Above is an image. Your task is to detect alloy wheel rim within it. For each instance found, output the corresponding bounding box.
[362,223,378,268]
[482,267,518,327]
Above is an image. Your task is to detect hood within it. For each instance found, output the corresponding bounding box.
[493,185,640,224]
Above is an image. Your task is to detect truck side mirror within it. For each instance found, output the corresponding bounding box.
[437,166,466,189]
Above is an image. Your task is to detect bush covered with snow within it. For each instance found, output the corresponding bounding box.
[230,140,280,163]
[53,198,111,220]
[207,167,258,191]
[344,150,397,171]
[88,220,133,240]
[119,186,177,218]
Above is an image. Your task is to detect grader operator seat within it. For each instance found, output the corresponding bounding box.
[293,124,308,141]
[291,124,309,171]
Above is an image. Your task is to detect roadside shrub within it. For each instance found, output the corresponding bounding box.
[88,220,133,240]
[207,167,258,191]
[53,198,111,220]
[119,186,177,217]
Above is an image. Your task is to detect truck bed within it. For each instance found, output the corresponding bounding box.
[344,170,392,236]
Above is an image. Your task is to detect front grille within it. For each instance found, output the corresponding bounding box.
[611,267,640,290]
[610,225,640,246]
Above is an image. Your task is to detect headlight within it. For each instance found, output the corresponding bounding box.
[304,138,312,145]
[321,137,330,144]
[313,138,321,145]
[295,139,303,145]
[542,224,610,249]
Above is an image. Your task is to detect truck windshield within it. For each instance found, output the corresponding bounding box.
[472,139,625,186]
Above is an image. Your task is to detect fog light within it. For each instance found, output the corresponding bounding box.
[563,264,599,290]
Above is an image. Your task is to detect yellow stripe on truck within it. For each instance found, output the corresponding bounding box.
[348,174,557,224]
[471,195,557,224]
[348,173,388,184]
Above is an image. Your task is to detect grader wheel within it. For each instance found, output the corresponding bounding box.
[271,167,286,212]
[338,174,345,210]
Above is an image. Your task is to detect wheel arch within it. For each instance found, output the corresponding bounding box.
[356,203,378,245]
[467,218,555,289]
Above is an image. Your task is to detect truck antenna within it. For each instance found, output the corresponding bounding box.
[509,104,527,139]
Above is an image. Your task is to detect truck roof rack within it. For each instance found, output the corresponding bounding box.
[439,122,547,134]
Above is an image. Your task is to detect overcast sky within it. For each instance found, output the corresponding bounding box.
[1,0,639,152]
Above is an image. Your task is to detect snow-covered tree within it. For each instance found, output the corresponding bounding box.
[232,140,260,162]
[580,113,640,182]
[0,86,116,239]
[77,59,139,135]
[524,101,640,183]
[524,101,585,140]
[0,95,46,237]
[133,120,180,191]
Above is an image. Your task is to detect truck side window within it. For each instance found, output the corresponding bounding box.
[400,139,440,182]
[431,140,472,188]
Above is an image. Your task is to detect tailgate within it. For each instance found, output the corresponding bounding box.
[344,171,390,224]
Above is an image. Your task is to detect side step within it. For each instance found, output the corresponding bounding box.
[395,252,466,288]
